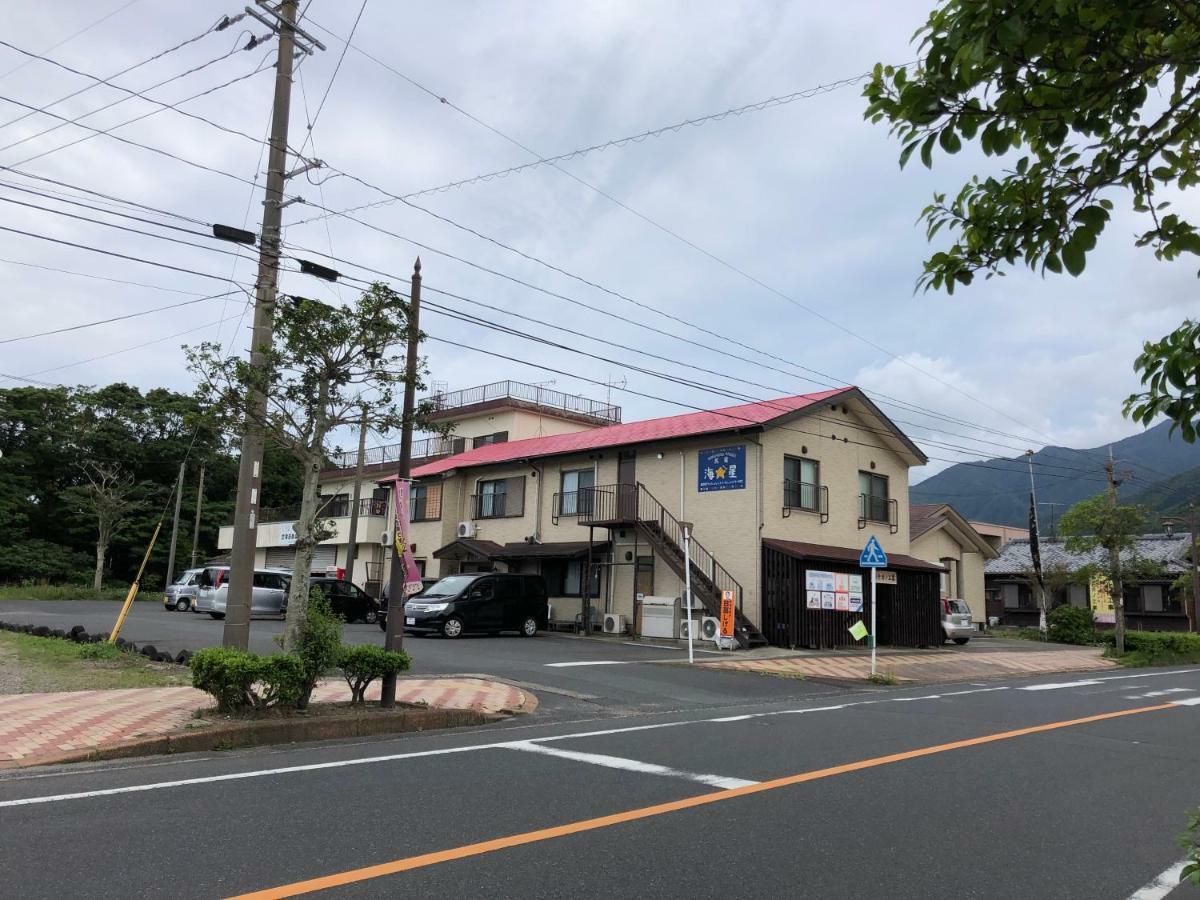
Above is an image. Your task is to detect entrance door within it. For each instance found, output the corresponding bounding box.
[635,556,655,596]
[617,449,637,520]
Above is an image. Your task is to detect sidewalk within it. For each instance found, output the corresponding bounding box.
[701,646,1118,683]
[0,677,533,768]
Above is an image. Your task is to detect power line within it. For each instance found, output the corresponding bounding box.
[0,0,142,82]
[302,17,1056,443]
[1,166,208,226]
[0,255,211,295]
[296,0,367,156]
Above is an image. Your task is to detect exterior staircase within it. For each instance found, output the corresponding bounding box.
[581,482,767,649]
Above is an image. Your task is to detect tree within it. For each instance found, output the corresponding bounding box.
[1060,493,1154,654]
[863,2,1200,437]
[188,283,430,650]
[1018,560,1077,635]
[62,462,146,591]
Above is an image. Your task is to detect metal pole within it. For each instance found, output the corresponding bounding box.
[224,0,299,649]
[870,566,877,677]
[381,258,422,708]
[164,462,185,586]
[190,463,205,568]
[682,522,694,665]
[343,405,369,584]
[1190,503,1199,633]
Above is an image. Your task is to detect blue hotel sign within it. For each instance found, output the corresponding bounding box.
[698,445,746,492]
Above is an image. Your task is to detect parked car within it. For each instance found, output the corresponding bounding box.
[195,566,292,619]
[162,567,203,611]
[941,598,974,645]
[399,573,548,639]
[377,577,438,632]
[310,577,380,624]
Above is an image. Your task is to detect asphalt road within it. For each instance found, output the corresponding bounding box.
[2,666,1199,898]
[0,600,837,718]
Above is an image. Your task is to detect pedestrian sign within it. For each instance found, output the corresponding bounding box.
[859,535,888,568]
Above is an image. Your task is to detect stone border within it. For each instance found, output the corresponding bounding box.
[0,619,193,666]
[6,706,503,769]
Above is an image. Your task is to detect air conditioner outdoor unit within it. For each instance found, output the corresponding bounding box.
[379,531,390,546]
[679,618,699,640]
[457,521,476,538]
[602,613,625,635]
[700,616,721,643]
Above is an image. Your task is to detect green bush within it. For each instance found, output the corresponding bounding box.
[338,645,412,705]
[1100,630,1200,665]
[1047,605,1095,645]
[189,647,309,713]
[293,589,343,709]
[78,642,123,660]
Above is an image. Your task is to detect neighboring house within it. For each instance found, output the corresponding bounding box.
[221,380,945,649]
[909,504,998,625]
[983,534,1191,632]
[969,520,1029,553]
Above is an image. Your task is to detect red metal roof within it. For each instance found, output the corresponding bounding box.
[411,388,853,477]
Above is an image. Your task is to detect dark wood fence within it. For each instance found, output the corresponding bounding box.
[761,545,941,649]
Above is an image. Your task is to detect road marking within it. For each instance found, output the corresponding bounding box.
[229,702,1180,899]
[623,641,724,654]
[506,742,756,789]
[1126,859,1189,900]
[544,660,632,668]
[1170,696,1200,706]
[1019,679,1103,691]
[1124,689,1194,700]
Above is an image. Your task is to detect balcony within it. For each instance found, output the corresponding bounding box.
[325,435,467,473]
[782,480,828,523]
[426,380,621,425]
[230,496,388,526]
[470,491,524,520]
[551,490,595,525]
[858,494,899,534]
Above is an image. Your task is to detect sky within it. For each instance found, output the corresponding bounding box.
[0,0,1194,483]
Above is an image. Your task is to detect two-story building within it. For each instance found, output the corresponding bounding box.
[220,380,945,649]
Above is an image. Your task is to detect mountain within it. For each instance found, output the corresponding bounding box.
[911,421,1200,526]
[1125,464,1200,521]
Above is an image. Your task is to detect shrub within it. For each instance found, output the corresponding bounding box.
[1047,605,1095,645]
[293,589,344,709]
[190,647,263,713]
[255,654,308,709]
[1100,630,1200,665]
[338,645,412,705]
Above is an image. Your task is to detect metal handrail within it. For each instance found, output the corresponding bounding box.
[426,380,621,423]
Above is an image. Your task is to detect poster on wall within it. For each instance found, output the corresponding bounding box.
[820,592,836,610]
[698,445,746,492]
[835,595,849,612]
[806,569,836,592]
[806,590,821,609]
[849,595,863,613]
[834,573,849,594]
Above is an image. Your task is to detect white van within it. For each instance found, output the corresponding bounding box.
[193,566,292,619]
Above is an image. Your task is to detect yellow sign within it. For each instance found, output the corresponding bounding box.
[1090,576,1115,623]
[848,620,868,641]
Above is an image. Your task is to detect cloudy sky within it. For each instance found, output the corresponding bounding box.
[0,1,1193,480]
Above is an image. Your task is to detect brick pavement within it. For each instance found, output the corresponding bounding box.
[701,647,1118,683]
[0,677,531,766]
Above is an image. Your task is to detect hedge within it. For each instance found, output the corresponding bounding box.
[338,645,412,705]
[189,647,309,713]
[1046,605,1096,645]
[1100,630,1200,656]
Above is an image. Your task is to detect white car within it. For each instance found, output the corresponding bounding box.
[941,599,974,645]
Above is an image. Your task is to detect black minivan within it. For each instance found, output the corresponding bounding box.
[401,573,548,638]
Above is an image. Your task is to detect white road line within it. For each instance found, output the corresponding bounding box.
[623,642,724,654]
[1095,670,1200,683]
[1126,859,1188,900]
[1124,689,1194,700]
[544,660,633,668]
[1170,697,1200,707]
[1020,680,1103,691]
[507,742,756,790]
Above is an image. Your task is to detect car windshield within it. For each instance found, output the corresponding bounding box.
[419,575,479,598]
[175,570,201,586]
[948,600,970,616]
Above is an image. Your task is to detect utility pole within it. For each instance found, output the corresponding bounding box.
[343,405,369,585]
[223,1,300,649]
[381,258,422,708]
[190,463,205,569]
[1025,450,1047,633]
[1190,503,1199,634]
[165,462,185,586]
[1104,447,1125,654]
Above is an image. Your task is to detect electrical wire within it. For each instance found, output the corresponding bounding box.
[1,166,208,226]
[0,0,142,83]
[296,0,367,156]
[0,255,211,295]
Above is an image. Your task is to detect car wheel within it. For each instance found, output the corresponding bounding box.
[175,598,190,612]
[519,616,538,638]
[953,637,969,645]
[209,612,225,620]
[442,617,464,639]
[363,610,378,625]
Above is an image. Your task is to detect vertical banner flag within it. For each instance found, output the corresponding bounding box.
[1028,491,1045,597]
[394,480,425,596]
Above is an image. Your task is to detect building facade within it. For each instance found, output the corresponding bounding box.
[909,503,998,625]
[220,381,944,648]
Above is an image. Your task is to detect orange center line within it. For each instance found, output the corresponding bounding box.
[229,702,1178,899]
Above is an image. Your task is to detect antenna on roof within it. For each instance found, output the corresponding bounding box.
[603,373,627,409]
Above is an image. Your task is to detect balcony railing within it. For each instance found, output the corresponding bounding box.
[235,497,388,526]
[858,494,899,534]
[325,435,467,471]
[470,491,523,519]
[782,480,828,523]
[427,380,621,424]
[551,490,594,524]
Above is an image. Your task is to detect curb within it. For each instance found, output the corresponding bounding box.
[1,706,503,770]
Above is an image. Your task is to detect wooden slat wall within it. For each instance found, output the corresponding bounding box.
[761,546,941,650]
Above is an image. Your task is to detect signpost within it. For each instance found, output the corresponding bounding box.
[859,535,888,677]
[681,521,694,664]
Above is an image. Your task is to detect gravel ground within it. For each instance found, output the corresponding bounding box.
[0,638,26,694]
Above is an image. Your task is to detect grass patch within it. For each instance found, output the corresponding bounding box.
[1101,631,1200,667]
[0,584,134,602]
[867,671,899,685]
[1105,647,1200,668]
[1,631,191,692]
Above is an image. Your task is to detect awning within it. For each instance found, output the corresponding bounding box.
[432,538,505,561]
[492,541,610,561]
[763,538,944,572]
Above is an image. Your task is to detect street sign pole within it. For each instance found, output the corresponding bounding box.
[870,566,877,677]
[682,521,694,665]
[859,535,888,678]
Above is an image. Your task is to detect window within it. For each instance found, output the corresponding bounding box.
[1001,583,1034,609]
[559,468,595,516]
[253,572,288,591]
[858,472,889,523]
[542,559,601,597]
[474,477,525,519]
[321,493,350,517]
[472,431,509,448]
[1142,584,1163,613]
[410,482,442,522]
[783,457,819,511]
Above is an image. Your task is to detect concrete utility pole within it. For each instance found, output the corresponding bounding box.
[381,258,422,708]
[224,1,299,649]
[1190,503,1199,634]
[343,405,369,584]
[190,463,205,569]
[165,462,185,586]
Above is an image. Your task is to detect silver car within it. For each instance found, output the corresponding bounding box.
[194,566,292,619]
[163,568,203,612]
[941,598,974,645]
